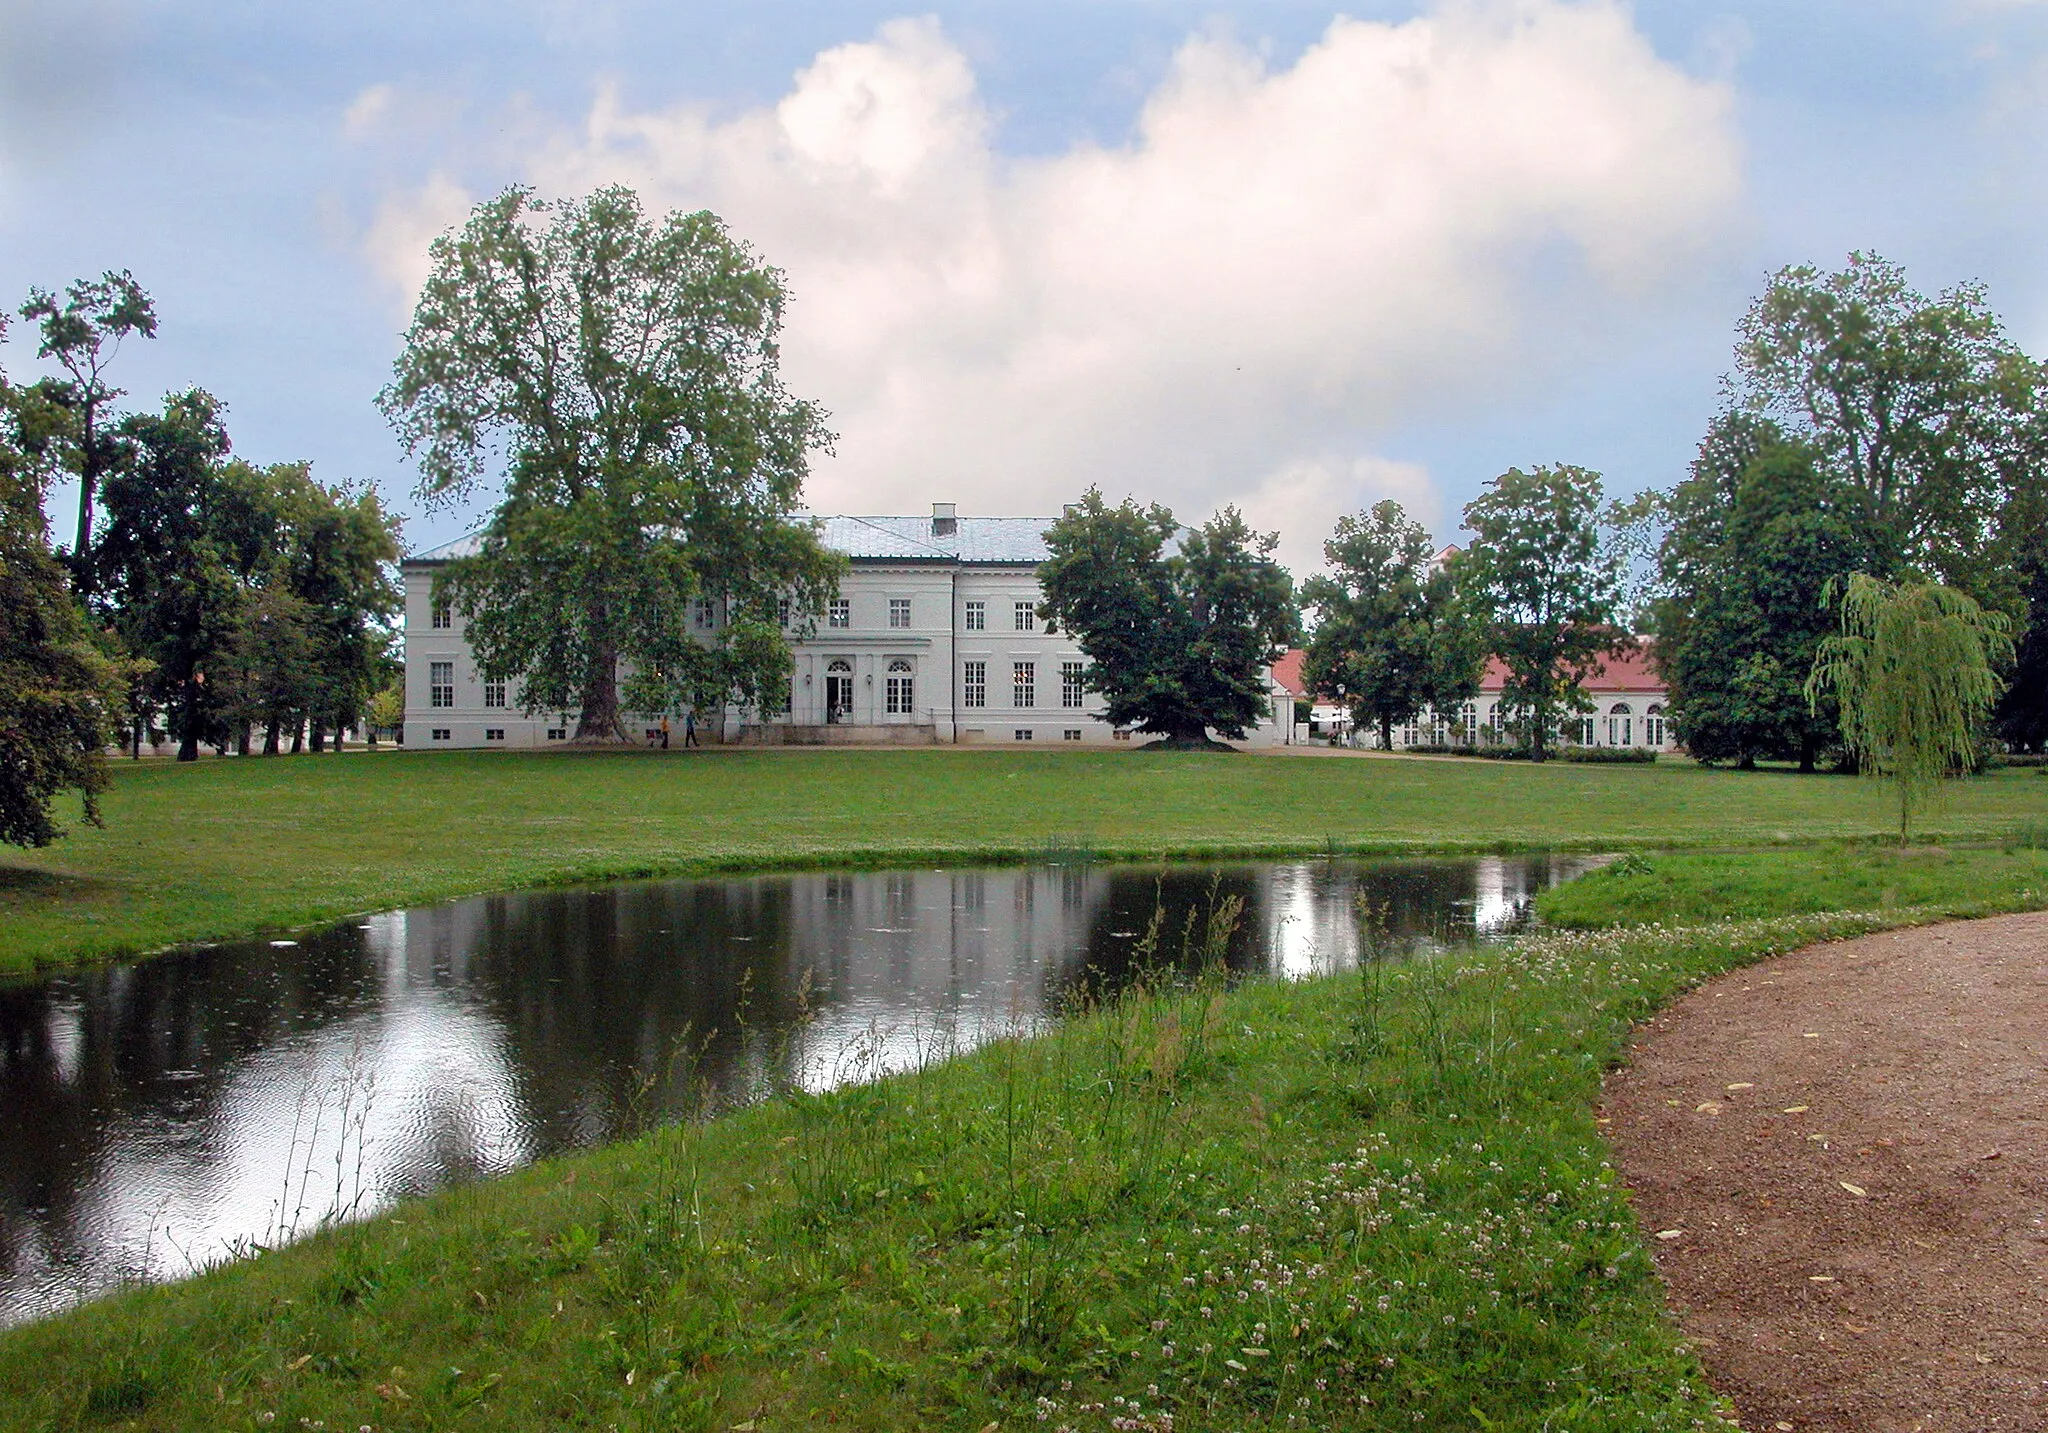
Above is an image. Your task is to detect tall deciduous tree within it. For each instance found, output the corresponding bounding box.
[380,185,842,741]
[1300,501,1482,751]
[1734,253,2037,590]
[19,272,157,599]
[1653,427,1875,770]
[1458,464,1628,759]
[1038,491,1296,748]
[1806,574,2013,845]
[0,323,120,844]
[98,390,242,762]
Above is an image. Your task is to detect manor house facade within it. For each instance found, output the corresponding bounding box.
[402,505,1297,749]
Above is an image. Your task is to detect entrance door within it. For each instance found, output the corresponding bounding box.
[825,662,854,723]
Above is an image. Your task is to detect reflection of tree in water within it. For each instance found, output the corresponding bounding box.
[1065,866,1268,1005]
[464,879,810,1143]
[0,934,381,1289]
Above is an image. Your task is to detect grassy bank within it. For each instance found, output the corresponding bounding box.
[4,746,2044,974]
[6,847,2046,1431]
[1536,837,2048,929]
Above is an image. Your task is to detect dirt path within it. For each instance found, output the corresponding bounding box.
[1603,910,2048,1433]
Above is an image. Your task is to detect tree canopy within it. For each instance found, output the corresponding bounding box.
[380,185,843,740]
[1734,253,2038,590]
[0,320,120,845]
[1806,574,2013,844]
[1653,422,1874,769]
[1457,465,1628,758]
[1300,500,1482,750]
[1038,491,1295,747]
[18,272,157,599]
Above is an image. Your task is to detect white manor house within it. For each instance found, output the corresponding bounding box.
[402,504,1298,749]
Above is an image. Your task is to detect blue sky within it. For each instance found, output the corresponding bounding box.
[4,1,2046,571]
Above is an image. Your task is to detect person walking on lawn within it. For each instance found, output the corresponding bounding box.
[659,716,670,749]
[684,710,699,748]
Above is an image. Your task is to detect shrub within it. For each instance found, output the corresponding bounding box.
[1558,747,1657,764]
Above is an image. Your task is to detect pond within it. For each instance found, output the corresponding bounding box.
[0,852,1599,1326]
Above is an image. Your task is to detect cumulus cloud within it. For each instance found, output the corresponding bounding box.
[355,3,1740,571]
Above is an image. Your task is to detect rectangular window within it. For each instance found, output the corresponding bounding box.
[1060,661,1085,709]
[886,673,914,714]
[1063,729,1082,741]
[777,597,791,629]
[430,728,450,741]
[1014,729,1033,741]
[964,600,985,631]
[430,600,451,630]
[1013,661,1035,708]
[829,598,850,629]
[889,597,911,629]
[962,660,987,709]
[482,678,506,709]
[484,728,505,741]
[694,597,717,630]
[430,661,454,709]
[546,728,566,741]
[1013,600,1035,632]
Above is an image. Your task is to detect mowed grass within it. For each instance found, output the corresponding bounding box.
[1537,838,2048,929]
[7,850,2045,1431]
[2,746,2043,974]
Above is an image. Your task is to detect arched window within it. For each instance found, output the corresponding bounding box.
[1644,703,1665,748]
[1606,701,1633,748]
[885,659,915,716]
[824,659,854,724]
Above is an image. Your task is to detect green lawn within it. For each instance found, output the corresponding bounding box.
[8,849,2044,1431]
[3,746,2043,974]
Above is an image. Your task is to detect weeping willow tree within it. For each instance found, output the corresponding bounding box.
[1806,574,2013,845]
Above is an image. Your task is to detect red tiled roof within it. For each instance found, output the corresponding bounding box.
[1478,639,1663,693]
[1269,648,1309,697]
[1272,642,1663,698]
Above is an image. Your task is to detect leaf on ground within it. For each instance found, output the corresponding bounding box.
[1781,1105,1808,1114]
[1725,1082,1754,1091]
[1655,1229,1685,1240]
[1695,1101,1722,1114]
[1839,1181,1867,1197]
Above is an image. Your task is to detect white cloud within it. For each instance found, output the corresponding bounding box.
[355,3,1740,571]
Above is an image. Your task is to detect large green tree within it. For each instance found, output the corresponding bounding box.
[1458,464,1628,759]
[18,272,157,600]
[1300,500,1482,751]
[1653,422,1875,769]
[97,390,243,762]
[380,185,842,741]
[0,324,120,844]
[1734,253,2038,591]
[1807,575,2013,844]
[1038,491,1296,748]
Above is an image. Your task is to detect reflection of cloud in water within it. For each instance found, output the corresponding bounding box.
[1,958,532,1324]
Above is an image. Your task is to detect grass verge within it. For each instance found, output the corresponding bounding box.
[1535,839,2048,929]
[4,747,2045,975]
[6,848,2046,1431]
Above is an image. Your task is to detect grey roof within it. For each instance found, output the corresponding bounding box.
[406,515,1054,567]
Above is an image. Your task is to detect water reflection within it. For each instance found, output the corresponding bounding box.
[0,853,1595,1324]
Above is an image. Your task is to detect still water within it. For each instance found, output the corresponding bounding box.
[0,853,1597,1325]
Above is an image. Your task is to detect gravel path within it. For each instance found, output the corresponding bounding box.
[1603,911,2048,1433]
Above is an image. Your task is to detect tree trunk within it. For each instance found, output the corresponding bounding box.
[310,720,326,753]
[236,721,251,757]
[176,682,200,762]
[333,723,344,753]
[132,716,143,760]
[1379,715,1394,752]
[1798,736,1817,775]
[264,717,280,756]
[573,638,626,743]
[291,722,304,755]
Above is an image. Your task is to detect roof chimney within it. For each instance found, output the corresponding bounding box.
[931,501,957,537]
